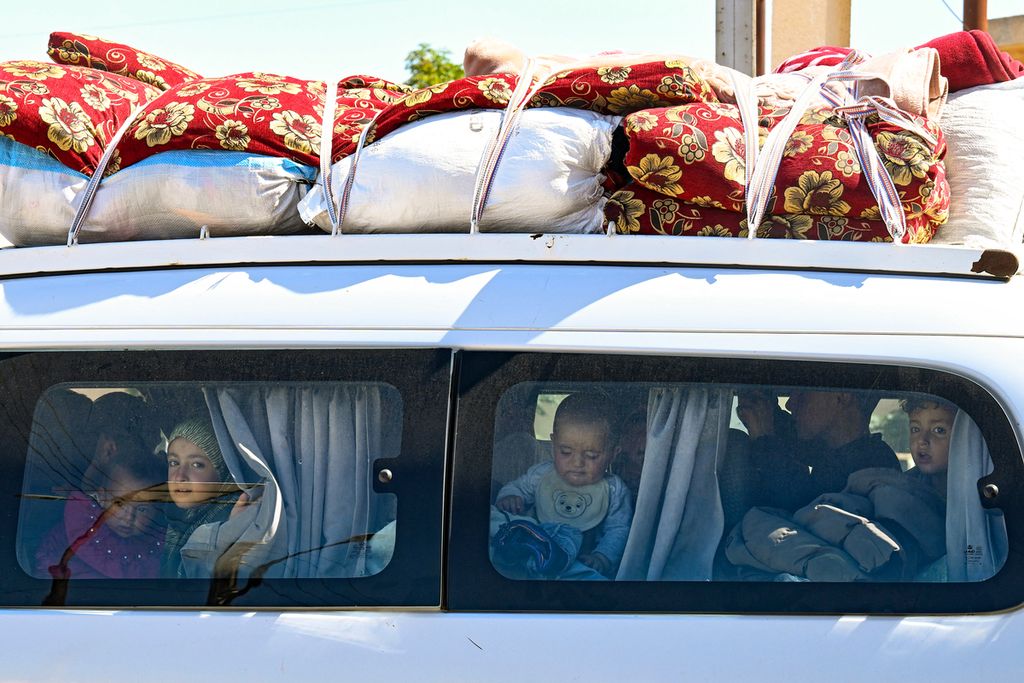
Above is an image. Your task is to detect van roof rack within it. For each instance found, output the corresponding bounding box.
[0,233,1019,280]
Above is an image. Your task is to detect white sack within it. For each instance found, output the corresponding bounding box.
[932,78,1024,246]
[0,140,315,246]
[300,108,620,234]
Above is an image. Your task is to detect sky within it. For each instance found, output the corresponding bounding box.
[0,0,1020,83]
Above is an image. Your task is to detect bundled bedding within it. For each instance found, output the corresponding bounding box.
[608,97,948,242]
[0,53,409,244]
[0,29,1021,247]
[299,107,621,234]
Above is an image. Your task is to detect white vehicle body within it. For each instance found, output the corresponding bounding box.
[1,234,1021,682]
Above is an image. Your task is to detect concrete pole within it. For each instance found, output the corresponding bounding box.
[716,0,758,76]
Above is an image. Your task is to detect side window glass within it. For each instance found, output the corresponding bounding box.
[724,389,1003,583]
[454,356,1015,618]
[18,383,402,583]
[0,350,449,608]
[468,360,1015,603]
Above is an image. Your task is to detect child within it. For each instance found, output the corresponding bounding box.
[35,439,166,580]
[903,396,957,496]
[162,417,242,577]
[495,392,633,577]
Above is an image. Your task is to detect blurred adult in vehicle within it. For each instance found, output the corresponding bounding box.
[612,409,646,502]
[737,389,900,510]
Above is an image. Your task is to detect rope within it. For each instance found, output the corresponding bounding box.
[744,69,831,237]
[730,71,761,239]
[470,59,541,233]
[332,106,388,236]
[66,103,149,246]
[818,66,938,244]
[742,51,898,239]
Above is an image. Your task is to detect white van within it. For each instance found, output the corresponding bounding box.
[0,233,1021,681]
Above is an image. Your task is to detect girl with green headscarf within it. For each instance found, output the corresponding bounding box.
[162,418,241,577]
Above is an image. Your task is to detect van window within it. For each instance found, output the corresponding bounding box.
[19,381,402,581]
[0,350,450,608]
[449,352,1023,614]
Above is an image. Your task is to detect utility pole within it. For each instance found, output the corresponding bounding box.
[963,0,988,31]
[716,0,758,76]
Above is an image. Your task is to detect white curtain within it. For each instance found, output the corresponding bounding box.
[946,410,1008,582]
[617,387,730,581]
[201,384,394,579]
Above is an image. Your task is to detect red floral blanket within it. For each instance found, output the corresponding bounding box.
[605,183,939,243]
[2,58,716,173]
[48,31,203,91]
[616,101,948,242]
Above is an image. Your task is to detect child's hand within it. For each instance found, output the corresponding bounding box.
[496,495,524,514]
[230,491,253,519]
[579,552,611,576]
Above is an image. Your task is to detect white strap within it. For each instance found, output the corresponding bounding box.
[842,106,907,243]
[819,71,939,243]
[744,70,832,237]
[730,71,761,239]
[333,106,387,236]
[317,78,340,232]
[470,59,541,233]
[66,103,149,246]
[744,51,868,238]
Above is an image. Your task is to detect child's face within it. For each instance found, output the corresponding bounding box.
[167,437,221,509]
[909,403,955,475]
[551,419,612,487]
[101,471,159,539]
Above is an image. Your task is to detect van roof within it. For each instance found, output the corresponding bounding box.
[0,234,1019,281]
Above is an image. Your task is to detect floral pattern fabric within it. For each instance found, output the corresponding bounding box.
[0,60,159,174]
[116,73,327,170]
[619,102,948,241]
[8,59,716,176]
[113,72,412,171]
[2,63,411,175]
[605,182,941,243]
[356,60,717,158]
[47,32,202,91]
[4,42,951,245]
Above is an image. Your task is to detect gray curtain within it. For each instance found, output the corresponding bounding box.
[17,389,93,575]
[198,384,395,579]
[946,410,1008,581]
[617,387,730,581]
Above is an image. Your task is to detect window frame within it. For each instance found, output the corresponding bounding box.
[0,349,451,609]
[446,351,1024,615]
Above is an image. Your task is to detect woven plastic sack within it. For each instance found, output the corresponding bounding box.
[931,78,1024,246]
[300,107,619,233]
[0,137,314,246]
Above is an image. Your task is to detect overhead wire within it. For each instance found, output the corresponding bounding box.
[0,0,409,39]
[938,0,964,23]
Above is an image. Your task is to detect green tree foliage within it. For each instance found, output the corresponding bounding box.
[404,43,465,89]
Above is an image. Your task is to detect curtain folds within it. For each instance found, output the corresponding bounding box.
[198,384,395,579]
[617,387,730,581]
[946,410,1008,581]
